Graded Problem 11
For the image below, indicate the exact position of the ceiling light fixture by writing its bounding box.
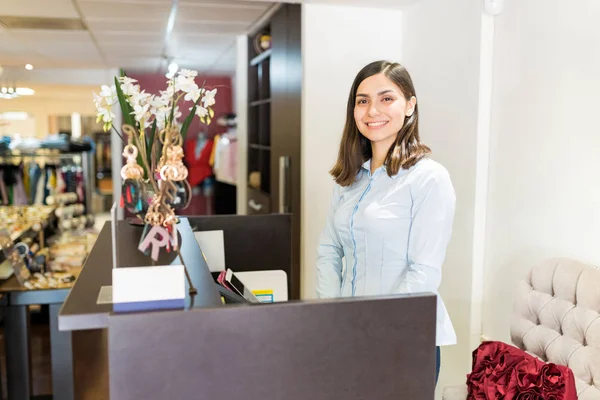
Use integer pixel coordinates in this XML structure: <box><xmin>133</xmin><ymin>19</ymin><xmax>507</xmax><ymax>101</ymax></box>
<box><xmin>0</xmin><ymin>83</ymin><xmax>35</xmax><ymax>99</ymax></box>
<box><xmin>165</xmin><ymin>0</ymin><xmax>178</xmax><ymax>38</ymax></box>
<box><xmin>16</xmin><ymin>88</ymin><xmax>35</xmax><ymax>96</ymax></box>
<box><xmin>159</xmin><ymin>0</ymin><xmax>179</xmax><ymax>74</ymax></box>
<box><xmin>25</xmin><ymin>64</ymin><xmax>34</xmax><ymax>71</ymax></box>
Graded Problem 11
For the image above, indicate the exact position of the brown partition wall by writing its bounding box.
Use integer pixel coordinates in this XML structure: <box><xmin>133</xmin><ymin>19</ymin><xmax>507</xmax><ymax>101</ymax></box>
<box><xmin>108</xmin><ymin>294</ymin><xmax>437</xmax><ymax>400</ymax></box>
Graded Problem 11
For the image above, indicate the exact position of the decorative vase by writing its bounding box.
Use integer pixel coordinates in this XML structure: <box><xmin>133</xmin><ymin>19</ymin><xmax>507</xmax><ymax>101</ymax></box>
<box><xmin>122</xmin><ymin>179</ymin><xmax>191</xmax><ymax>221</ymax></box>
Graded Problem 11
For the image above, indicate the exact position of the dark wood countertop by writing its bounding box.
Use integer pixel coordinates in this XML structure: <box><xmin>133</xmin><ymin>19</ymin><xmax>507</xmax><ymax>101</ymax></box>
<box><xmin>58</xmin><ymin>218</ymin><xmax>223</xmax><ymax>331</ymax></box>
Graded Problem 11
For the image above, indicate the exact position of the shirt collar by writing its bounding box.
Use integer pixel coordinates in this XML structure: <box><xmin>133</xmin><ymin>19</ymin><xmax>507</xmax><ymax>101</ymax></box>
<box><xmin>361</xmin><ymin>159</ymin><xmax>401</xmax><ymax>179</ymax></box>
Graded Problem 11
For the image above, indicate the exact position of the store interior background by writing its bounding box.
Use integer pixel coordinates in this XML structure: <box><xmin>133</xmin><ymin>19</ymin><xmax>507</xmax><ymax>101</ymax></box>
<box><xmin>1</xmin><ymin>0</ymin><xmax>599</xmax><ymax>398</ymax></box>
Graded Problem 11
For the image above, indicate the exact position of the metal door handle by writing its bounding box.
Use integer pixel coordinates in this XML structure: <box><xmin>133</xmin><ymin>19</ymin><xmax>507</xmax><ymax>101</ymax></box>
<box><xmin>279</xmin><ymin>155</ymin><xmax>290</xmax><ymax>213</ymax></box>
<box><xmin>248</xmin><ymin>199</ymin><xmax>263</xmax><ymax>211</ymax></box>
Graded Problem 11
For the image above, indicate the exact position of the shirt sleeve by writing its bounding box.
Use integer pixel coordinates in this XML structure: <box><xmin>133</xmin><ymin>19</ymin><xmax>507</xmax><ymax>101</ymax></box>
<box><xmin>316</xmin><ymin>184</ymin><xmax>344</xmax><ymax>298</ymax></box>
<box><xmin>394</xmin><ymin>165</ymin><xmax>456</xmax><ymax>295</ymax></box>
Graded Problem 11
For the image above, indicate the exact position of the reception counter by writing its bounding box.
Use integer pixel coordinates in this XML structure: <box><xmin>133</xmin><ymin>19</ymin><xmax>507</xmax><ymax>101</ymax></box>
<box><xmin>59</xmin><ymin>217</ymin><xmax>438</xmax><ymax>399</ymax></box>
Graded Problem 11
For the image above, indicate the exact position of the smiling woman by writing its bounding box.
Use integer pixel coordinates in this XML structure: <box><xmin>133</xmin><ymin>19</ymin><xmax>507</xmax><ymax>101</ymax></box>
<box><xmin>316</xmin><ymin>60</ymin><xmax>457</xmax><ymax>386</ymax></box>
<box><xmin>330</xmin><ymin>61</ymin><xmax>430</xmax><ymax>185</ymax></box>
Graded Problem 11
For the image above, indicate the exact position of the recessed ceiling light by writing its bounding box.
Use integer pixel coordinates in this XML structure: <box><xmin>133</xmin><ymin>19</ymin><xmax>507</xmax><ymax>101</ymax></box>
<box><xmin>25</xmin><ymin>64</ymin><xmax>34</xmax><ymax>70</ymax></box>
<box><xmin>16</xmin><ymin>87</ymin><xmax>35</xmax><ymax>96</ymax></box>
<box><xmin>0</xmin><ymin>87</ymin><xmax>35</xmax><ymax>99</ymax></box>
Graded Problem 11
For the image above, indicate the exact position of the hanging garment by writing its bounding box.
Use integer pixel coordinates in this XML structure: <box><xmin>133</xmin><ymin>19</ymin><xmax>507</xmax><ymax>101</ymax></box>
<box><xmin>13</xmin><ymin>172</ymin><xmax>28</xmax><ymax>205</ymax></box>
<box><xmin>65</xmin><ymin>169</ymin><xmax>77</xmax><ymax>194</ymax></box>
<box><xmin>75</xmin><ymin>169</ymin><xmax>84</xmax><ymax>203</ymax></box>
<box><xmin>0</xmin><ymin>170</ymin><xmax>8</xmax><ymax>205</ymax></box>
<box><xmin>22</xmin><ymin>164</ymin><xmax>30</xmax><ymax>203</ymax></box>
<box><xmin>55</xmin><ymin>169</ymin><xmax>66</xmax><ymax>195</ymax></box>
<box><xmin>9</xmin><ymin>137</ymin><xmax>41</xmax><ymax>151</ymax></box>
<box><xmin>29</xmin><ymin>163</ymin><xmax>42</xmax><ymax>202</ymax></box>
<box><xmin>209</xmin><ymin>134</ymin><xmax>220</xmax><ymax>167</ymax></box>
<box><xmin>0</xmin><ymin>136</ymin><xmax>11</xmax><ymax>151</ymax></box>
<box><xmin>34</xmin><ymin>169</ymin><xmax>46</xmax><ymax>205</ymax></box>
<box><xmin>43</xmin><ymin>168</ymin><xmax>51</xmax><ymax>204</ymax></box>
<box><xmin>3</xmin><ymin>166</ymin><xmax>18</xmax><ymax>205</ymax></box>
<box><xmin>49</xmin><ymin>167</ymin><xmax>57</xmax><ymax>194</ymax></box>
<box><xmin>184</xmin><ymin>135</ymin><xmax>214</xmax><ymax>187</ymax></box>
<box><xmin>40</xmin><ymin>134</ymin><xmax>69</xmax><ymax>151</ymax></box>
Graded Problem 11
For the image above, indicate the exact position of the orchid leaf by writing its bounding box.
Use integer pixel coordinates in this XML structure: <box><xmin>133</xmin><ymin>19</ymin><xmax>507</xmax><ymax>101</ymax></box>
<box><xmin>113</xmin><ymin>76</ymin><xmax>135</xmax><ymax>128</ymax></box>
<box><xmin>147</xmin><ymin>119</ymin><xmax>157</xmax><ymax>167</ymax></box>
<box><xmin>181</xmin><ymin>96</ymin><xmax>202</xmax><ymax>141</ymax></box>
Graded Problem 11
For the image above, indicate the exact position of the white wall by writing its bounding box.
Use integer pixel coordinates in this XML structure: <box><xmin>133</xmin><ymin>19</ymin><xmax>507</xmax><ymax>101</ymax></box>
<box><xmin>0</xmin><ymin>84</ymin><xmax>101</xmax><ymax>137</ymax></box>
<box><xmin>302</xmin><ymin>1</ymin><xmax>600</xmax><ymax>396</ymax></box>
<box><xmin>0</xmin><ymin>113</ymin><xmax>36</xmax><ymax>137</ymax></box>
<box><xmin>401</xmin><ymin>0</ymin><xmax>484</xmax><ymax>395</ymax></box>
<box><xmin>483</xmin><ymin>0</ymin><xmax>600</xmax><ymax>342</ymax></box>
<box><xmin>300</xmin><ymin>3</ymin><xmax>404</xmax><ymax>300</ymax></box>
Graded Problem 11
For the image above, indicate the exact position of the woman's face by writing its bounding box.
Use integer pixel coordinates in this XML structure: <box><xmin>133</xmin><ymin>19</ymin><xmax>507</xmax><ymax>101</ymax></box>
<box><xmin>353</xmin><ymin>73</ymin><xmax>416</xmax><ymax>151</ymax></box>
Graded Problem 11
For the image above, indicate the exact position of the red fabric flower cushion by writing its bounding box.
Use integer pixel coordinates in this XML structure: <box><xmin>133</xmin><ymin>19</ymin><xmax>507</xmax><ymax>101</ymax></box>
<box><xmin>466</xmin><ymin>341</ymin><xmax>577</xmax><ymax>400</ymax></box>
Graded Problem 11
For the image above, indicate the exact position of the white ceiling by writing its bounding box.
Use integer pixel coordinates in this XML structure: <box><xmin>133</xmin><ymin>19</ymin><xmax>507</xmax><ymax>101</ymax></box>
<box><xmin>0</xmin><ymin>0</ymin><xmax>421</xmax><ymax>82</ymax></box>
<box><xmin>0</xmin><ymin>0</ymin><xmax>274</xmax><ymax>76</ymax></box>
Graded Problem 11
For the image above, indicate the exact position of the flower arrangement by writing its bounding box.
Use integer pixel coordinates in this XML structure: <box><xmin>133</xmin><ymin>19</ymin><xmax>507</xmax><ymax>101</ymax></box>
<box><xmin>93</xmin><ymin>68</ymin><xmax>217</xmax><ymax>179</ymax></box>
<box><xmin>92</xmin><ymin>68</ymin><xmax>218</xmax><ymax>268</ymax></box>
<box><xmin>467</xmin><ymin>341</ymin><xmax>577</xmax><ymax>400</ymax></box>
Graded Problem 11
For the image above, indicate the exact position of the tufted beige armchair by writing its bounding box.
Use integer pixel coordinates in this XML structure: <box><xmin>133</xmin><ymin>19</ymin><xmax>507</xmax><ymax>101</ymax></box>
<box><xmin>443</xmin><ymin>258</ymin><xmax>600</xmax><ymax>399</ymax></box>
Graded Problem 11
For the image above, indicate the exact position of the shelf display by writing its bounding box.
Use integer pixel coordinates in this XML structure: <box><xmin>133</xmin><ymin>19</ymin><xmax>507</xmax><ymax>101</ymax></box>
<box><xmin>48</xmin><ymin>231</ymin><xmax>97</xmax><ymax>271</ymax></box>
<box><xmin>0</xmin><ymin>204</ymin><xmax>54</xmax><ymax>240</ymax></box>
<box><xmin>0</xmin><ymin>204</ymin><xmax>98</xmax><ymax>291</ymax></box>
<box><xmin>245</xmin><ymin>4</ymin><xmax>302</xmax><ymax>298</ymax></box>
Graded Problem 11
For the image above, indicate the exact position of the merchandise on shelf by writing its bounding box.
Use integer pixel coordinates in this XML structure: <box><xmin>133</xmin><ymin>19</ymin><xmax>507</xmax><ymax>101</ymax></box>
<box><xmin>0</xmin><ymin>205</ymin><xmax>55</xmax><ymax>240</ymax></box>
<box><xmin>0</xmin><ymin>204</ymin><xmax>98</xmax><ymax>290</ymax></box>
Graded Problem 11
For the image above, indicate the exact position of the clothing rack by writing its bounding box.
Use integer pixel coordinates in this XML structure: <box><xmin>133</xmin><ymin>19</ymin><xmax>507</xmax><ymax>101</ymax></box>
<box><xmin>0</xmin><ymin>151</ymin><xmax>93</xmax><ymax>213</ymax></box>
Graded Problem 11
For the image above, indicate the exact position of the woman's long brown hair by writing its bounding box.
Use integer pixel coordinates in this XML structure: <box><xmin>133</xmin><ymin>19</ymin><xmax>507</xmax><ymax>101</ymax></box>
<box><xmin>330</xmin><ymin>61</ymin><xmax>431</xmax><ymax>186</ymax></box>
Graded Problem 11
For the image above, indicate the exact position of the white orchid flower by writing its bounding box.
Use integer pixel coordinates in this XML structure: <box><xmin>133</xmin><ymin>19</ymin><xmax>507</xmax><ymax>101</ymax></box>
<box><xmin>179</xmin><ymin>69</ymin><xmax>198</xmax><ymax>79</ymax></box>
<box><xmin>118</xmin><ymin>76</ymin><xmax>139</xmax><ymax>97</ymax></box>
<box><xmin>131</xmin><ymin>103</ymin><xmax>150</xmax><ymax>122</ymax></box>
<box><xmin>99</xmin><ymin>84</ymin><xmax>115</xmax><ymax>99</ymax></box>
<box><xmin>92</xmin><ymin>92</ymin><xmax>103</xmax><ymax>107</ymax></box>
<box><xmin>121</xmin><ymin>82</ymin><xmax>139</xmax><ymax>97</ymax></box>
<box><xmin>154</xmin><ymin>109</ymin><xmax>168</xmax><ymax>130</ymax></box>
<box><xmin>93</xmin><ymin>85</ymin><xmax>118</xmax><ymax>130</ymax></box>
<box><xmin>130</xmin><ymin>90</ymin><xmax>151</xmax><ymax>107</ymax></box>
<box><xmin>195</xmin><ymin>106</ymin><xmax>209</xmax><ymax>118</ymax></box>
<box><xmin>149</xmin><ymin>95</ymin><xmax>167</xmax><ymax>117</ymax></box>
<box><xmin>175</xmin><ymin>74</ymin><xmax>197</xmax><ymax>93</ymax></box>
<box><xmin>184</xmin><ymin>86</ymin><xmax>203</xmax><ymax>102</ymax></box>
<box><xmin>151</xmin><ymin>94</ymin><xmax>169</xmax><ymax>109</ymax></box>
<box><xmin>202</xmin><ymin>88</ymin><xmax>217</xmax><ymax>108</ymax></box>
<box><xmin>118</xmin><ymin>76</ymin><xmax>138</xmax><ymax>85</ymax></box>
<box><xmin>160</xmin><ymin>86</ymin><xmax>175</xmax><ymax>99</ymax></box>
<box><xmin>98</xmin><ymin>107</ymin><xmax>115</xmax><ymax>123</ymax></box>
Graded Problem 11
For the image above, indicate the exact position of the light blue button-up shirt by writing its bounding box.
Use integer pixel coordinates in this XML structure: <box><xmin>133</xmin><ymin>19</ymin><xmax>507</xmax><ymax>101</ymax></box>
<box><xmin>316</xmin><ymin>158</ymin><xmax>457</xmax><ymax>346</ymax></box>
